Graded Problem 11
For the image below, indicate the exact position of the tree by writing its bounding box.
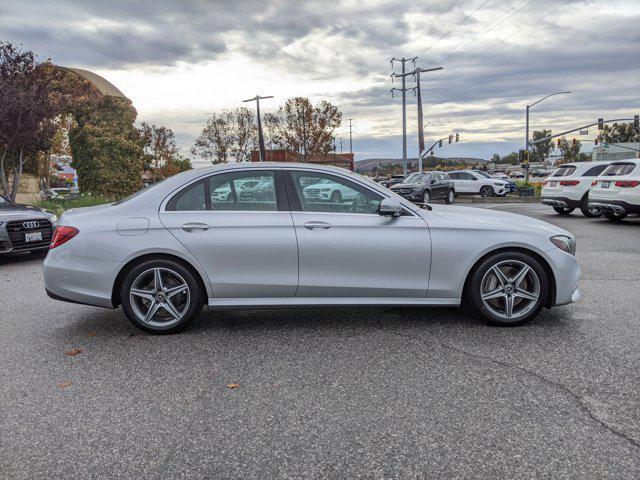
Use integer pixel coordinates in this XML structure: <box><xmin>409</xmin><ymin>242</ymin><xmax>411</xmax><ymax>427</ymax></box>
<box><xmin>263</xmin><ymin>97</ymin><xmax>342</xmax><ymax>155</ymax></box>
<box><xmin>191</xmin><ymin>107</ymin><xmax>255</xmax><ymax>164</ymax></box>
<box><xmin>139</xmin><ymin>122</ymin><xmax>180</xmax><ymax>182</ymax></box>
<box><xmin>160</xmin><ymin>155</ymin><xmax>192</xmax><ymax>178</ymax></box>
<box><xmin>0</xmin><ymin>42</ymin><xmax>60</xmax><ymax>201</ymax></box>
<box><xmin>531</xmin><ymin>129</ymin><xmax>553</xmax><ymax>163</ymax></box>
<box><xmin>490</xmin><ymin>153</ymin><xmax>501</xmax><ymax>163</ymax></box>
<box><xmin>597</xmin><ymin>122</ymin><xmax>640</xmax><ymax>144</ymax></box>
<box><xmin>557</xmin><ymin>137</ymin><xmax>581</xmax><ymax>163</ymax></box>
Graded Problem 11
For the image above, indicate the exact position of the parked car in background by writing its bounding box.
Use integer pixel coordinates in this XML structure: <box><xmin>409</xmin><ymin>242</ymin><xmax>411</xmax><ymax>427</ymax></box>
<box><xmin>531</xmin><ymin>169</ymin><xmax>551</xmax><ymax>178</ymax></box>
<box><xmin>43</xmin><ymin>162</ymin><xmax>581</xmax><ymax>334</ymax></box>
<box><xmin>492</xmin><ymin>172</ymin><xmax>509</xmax><ymax>181</ymax></box>
<box><xmin>390</xmin><ymin>171</ymin><xmax>455</xmax><ymax>204</ymax></box>
<box><xmin>588</xmin><ymin>159</ymin><xmax>640</xmax><ymax>220</ymax></box>
<box><xmin>475</xmin><ymin>170</ymin><xmax>516</xmax><ymax>193</ymax></box>
<box><xmin>0</xmin><ymin>195</ymin><xmax>57</xmax><ymax>254</ymax></box>
<box><xmin>40</xmin><ymin>187</ymin><xmax>79</xmax><ymax>201</ymax></box>
<box><xmin>381</xmin><ymin>174</ymin><xmax>406</xmax><ymax>188</ymax></box>
<box><xmin>540</xmin><ymin>161</ymin><xmax>611</xmax><ymax>217</ymax></box>
<box><xmin>448</xmin><ymin>170</ymin><xmax>509</xmax><ymax>197</ymax></box>
<box><xmin>510</xmin><ymin>171</ymin><xmax>525</xmax><ymax>179</ymax></box>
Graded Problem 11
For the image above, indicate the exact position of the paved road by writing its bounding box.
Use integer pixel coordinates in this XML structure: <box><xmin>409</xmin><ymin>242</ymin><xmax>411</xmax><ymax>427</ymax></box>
<box><xmin>1</xmin><ymin>204</ymin><xmax>639</xmax><ymax>479</ymax></box>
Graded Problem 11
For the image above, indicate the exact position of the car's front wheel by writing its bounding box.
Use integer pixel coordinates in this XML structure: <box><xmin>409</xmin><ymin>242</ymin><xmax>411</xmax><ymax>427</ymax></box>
<box><xmin>603</xmin><ymin>211</ymin><xmax>627</xmax><ymax>221</ymax></box>
<box><xmin>480</xmin><ymin>185</ymin><xmax>494</xmax><ymax>197</ymax></box>
<box><xmin>120</xmin><ymin>259</ymin><xmax>204</xmax><ymax>334</ymax></box>
<box><xmin>422</xmin><ymin>190</ymin><xmax>431</xmax><ymax>203</ymax></box>
<box><xmin>553</xmin><ymin>206</ymin><xmax>574</xmax><ymax>215</ymax></box>
<box><xmin>467</xmin><ymin>252</ymin><xmax>548</xmax><ymax>326</ymax></box>
<box><xmin>445</xmin><ymin>189</ymin><xmax>455</xmax><ymax>204</ymax></box>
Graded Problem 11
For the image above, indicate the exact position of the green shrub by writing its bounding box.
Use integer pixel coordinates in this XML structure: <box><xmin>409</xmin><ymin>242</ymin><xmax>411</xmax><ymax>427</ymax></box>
<box><xmin>36</xmin><ymin>193</ymin><xmax>113</xmax><ymax>217</ymax></box>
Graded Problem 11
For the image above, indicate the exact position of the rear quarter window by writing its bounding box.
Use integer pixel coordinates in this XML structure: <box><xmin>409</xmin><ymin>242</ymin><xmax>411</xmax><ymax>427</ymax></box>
<box><xmin>582</xmin><ymin>165</ymin><xmax>607</xmax><ymax>177</ymax></box>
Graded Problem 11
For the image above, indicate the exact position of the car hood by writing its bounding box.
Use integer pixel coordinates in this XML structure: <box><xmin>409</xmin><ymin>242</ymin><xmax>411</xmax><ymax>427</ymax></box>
<box><xmin>391</xmin><ymin>182</ymin><xmax>423</xmax><ymax>189</ymax></box>
<box><xmin>427</xmin><ymin>204</ymin><xmax>571</xmax><ymax>237</ymax></box>
<box><xmin>0</xmin><ymin>203</ymin><xmax>54</xmax><ymax>222</ymax></box>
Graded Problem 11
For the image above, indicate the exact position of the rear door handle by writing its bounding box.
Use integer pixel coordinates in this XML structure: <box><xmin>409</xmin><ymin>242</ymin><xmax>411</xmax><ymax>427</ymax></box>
<box><xmin>181</xmin><ymin>222</ymin><xmax>210</xmax><ymax>232</ymax></box>
<box><xmin>304</xmin><ymin>221</ymin><xmax>332</xmax><ymax>230</ymax></box>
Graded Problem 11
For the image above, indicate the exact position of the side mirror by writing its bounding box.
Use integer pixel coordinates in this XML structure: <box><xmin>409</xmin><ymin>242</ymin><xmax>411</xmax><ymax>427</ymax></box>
<box><xmin>378</xmin><ymin>198</ymin><xmax>403</xmax><ymax>217</ymax></box>
<box><xmin>430</xmin><ymin>179</ymin><xmax>436</xmax><ymax>184</ymax></box>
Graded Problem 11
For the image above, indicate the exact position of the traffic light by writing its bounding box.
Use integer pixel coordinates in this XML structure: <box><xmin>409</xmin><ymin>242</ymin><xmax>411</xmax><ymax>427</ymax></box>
<box><xmin>572</xmin><ymin>138</ymin><xmax>577</xmax><ymax>146</ymax></box>
<box><xmin>448</xmin><ymin>134</ymin><xmax>453</xmax><ymax>144</ymax></box>
<box><xmin>438</xmin><ymin>140</ymin><xmax>443</xmax><ymax>148</ymax></box>
<box><xmin>598</xmin><ymin>118</ymin><xmax>604</xmax><ymax>130</ymax></box>
<box><xmin>635</xmin><ymin>115</ymin><xmax>639</xmax><ymax>129</ymax></box>
<box><xmin>455</xmin><ymin>133</ymin><xmax>459</xmax><ymax>142</ymax></box>
<box><xmin>519</xmin><ymin>149</ymin><xmax>529</xmax><ymax>163</ymax></box>
<box><xmin>594</xmin><ymin>138</ymin><xmax>599</xmax><ymax>145</ymax></box>
<box><xmin>557</xmin><ymin>138</ymin><xmax>562</xmax><ymax>148</ymax></box>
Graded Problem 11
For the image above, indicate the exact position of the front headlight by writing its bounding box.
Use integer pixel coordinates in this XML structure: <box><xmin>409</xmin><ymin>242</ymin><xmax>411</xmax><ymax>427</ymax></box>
<box><xmin>550</xmin><ymin>235</ymin><xmax>576</xmax><ymax>255</ymax></box>
<box><xmin>50</xmin><ymin>214</ymin><xmax>58</xmax><ymax>223</ymax></box>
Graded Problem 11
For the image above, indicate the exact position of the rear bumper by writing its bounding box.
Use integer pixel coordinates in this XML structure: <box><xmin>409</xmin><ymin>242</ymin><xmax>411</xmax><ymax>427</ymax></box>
<box><xmin>540</xmin><ymin>196</ymin><xmax>582</xmax><ymax>209</ymax></box>
<box><xmin>587</xmin><ymin>200</ymin><xmax>640</xmax><ymax>215</ymax></box>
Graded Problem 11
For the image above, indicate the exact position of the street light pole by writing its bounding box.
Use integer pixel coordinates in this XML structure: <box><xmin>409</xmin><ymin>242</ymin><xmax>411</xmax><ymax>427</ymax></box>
<box><xmin>525</xmin><ymin>91</ymin><xmax>571</xmax><ymax>182</ymax></box>
<box><xmin>242</xmin><ymin>95</ymin><xmax>274</xmax><ymax>162</ymax></box>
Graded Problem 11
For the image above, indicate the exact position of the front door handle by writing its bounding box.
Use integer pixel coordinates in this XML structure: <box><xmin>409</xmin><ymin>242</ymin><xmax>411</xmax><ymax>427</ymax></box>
<box><xmin>182</xmin><ymin>222</ymin><xmax>210</xmax><ymax>232</ymax></box>
<box><xmin>304</xmin><ymin>221</ymin><xmax>332</xmax><ymax>230</ymax></box>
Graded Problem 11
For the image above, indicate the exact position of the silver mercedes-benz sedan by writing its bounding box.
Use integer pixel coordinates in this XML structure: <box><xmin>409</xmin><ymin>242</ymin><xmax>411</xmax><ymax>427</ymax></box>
<box><xmin>43</xmin><ymin>163</ymin><xmax>581</xmax><ymax>334</ymax></box>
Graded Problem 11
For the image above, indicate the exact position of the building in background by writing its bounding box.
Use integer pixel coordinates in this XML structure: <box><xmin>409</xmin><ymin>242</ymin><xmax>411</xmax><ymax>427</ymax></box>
<box><xmin>250</xmin><ymin>149</ymin><xmax>354</xmax><ymax>171</ymax></box>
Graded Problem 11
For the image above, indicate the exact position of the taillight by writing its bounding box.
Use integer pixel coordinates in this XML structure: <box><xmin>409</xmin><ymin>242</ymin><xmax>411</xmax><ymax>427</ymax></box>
<box><xmin>50</xmin><ymin>226</ymin><xmax>79</xmax><ymax>249</ymax></box>
<box><xmin>560</xmin><ymin>180</ymin><xmax>580</xmax><ymax>186</ymax></box>
<box><xmin>591</xmin><ymin>180</ymin><xmax>598</xmax><ymax>186</ymax></box>
<box><xmin>615</xmin><ymin>180</ymin><xmax>640</xmax><ymax>188</ymax></box>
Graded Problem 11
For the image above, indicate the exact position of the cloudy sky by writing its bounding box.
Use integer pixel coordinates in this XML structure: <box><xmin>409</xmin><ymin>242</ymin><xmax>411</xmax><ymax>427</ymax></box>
<box><xmin>1</xmin><ymin>0</ymin><xmax>638</xmax><ymax>163</ymax></box>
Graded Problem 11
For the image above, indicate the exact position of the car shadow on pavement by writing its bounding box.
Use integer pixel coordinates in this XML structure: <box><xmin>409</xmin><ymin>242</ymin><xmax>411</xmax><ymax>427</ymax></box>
<box><xmin>0</xmin><ymin>251</ymin><xmax>47</xmax><ymax>265</ymax></box>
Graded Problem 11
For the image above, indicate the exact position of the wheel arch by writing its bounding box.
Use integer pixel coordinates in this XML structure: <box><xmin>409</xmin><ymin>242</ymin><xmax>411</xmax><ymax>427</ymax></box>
<box><xmin>111</xmin><ymin>253</ymin><xmax>209</xmax><ymax>307</ymax></box>
<box><xmin>462</xmin><ymin>246</ymin><xmax>557</xmax><ymax>308</ymax></box>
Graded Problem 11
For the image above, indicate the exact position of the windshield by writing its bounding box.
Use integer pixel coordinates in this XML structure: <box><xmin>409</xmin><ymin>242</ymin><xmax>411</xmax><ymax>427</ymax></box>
<box><xmin>552</xmin><ymin>166</ymin><xmax>577</xmax><ymax>177</ymax></box>
<box><xmin>474</xmin><ymin>171</ymin><xmax>492</xmax><ymax>178</ymax></box>
<box><xmin>602</xmin><ymin>163</ymin><xmax>636</xmax><ymax>176</ymax></box>
<box><xmin>405</xmin><ymin>173</ymin><xmax>429</xmax><ymax>183</ymax></box>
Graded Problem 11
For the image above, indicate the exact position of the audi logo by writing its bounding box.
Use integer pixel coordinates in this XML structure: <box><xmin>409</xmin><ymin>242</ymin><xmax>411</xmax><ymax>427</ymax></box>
<box><xmin>23</xmin><ymin>221</ymin><xmax>40</xmax><ymax>229</ymax></box>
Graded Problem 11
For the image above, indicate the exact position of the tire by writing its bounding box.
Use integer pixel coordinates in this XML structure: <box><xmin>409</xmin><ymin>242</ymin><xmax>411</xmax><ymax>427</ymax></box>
<box><xmin>553</xmin><ymin>206</ymin><xmax>574</xmax><ymax>215</ymax></box>
<box><xmin>603</xmin><ymin>211</ymin><xmax>627</xmax><ymax>221</ymax></box>
<box><xmin>422</xmin><ymin>190</ymin><xmax>431</xmax><ymax>203</ymax></box>
<box><xmin>467</xmin><ymin>251</ymin><xmax>549</xmax><ymax>327</ymax></box>
<box><xmin>445</xmin><ymin>189</ymin><xmax>455</xmax><ymax>204</ymax></box>
<box><xmin>120</xmin><ymin>258</ymin><xmax>204</xmax><ymax>334</ymax></box>
<box><xmin>580</xmin><ymin>205</ymin><xmax>602</xmax><ymax>218</ymax></box>
<box><xmin>330</xmin><ymin>190</ymin><xmax>342</xmax><ymax>203</ymax></box>
<box><xmin>480</xmin><ymin>185</ymin><xmax>494</xmax><ymax>198</ymax></box>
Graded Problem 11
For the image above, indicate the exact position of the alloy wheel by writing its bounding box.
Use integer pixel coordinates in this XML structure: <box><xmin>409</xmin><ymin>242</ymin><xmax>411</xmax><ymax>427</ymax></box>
<box><xmin>423</xmin><ymin>191</ymin><xmax>430</xmax><ymax>203</ymax></box>
<box><xmin>480</xmin><ymin>260</ymin><xmax>540</xmax><ymax>320</ymax></box>
<box><xmin>129</xmin><ymin>267</ymin><xmax>191</xmax><ymax>327</ymax></box>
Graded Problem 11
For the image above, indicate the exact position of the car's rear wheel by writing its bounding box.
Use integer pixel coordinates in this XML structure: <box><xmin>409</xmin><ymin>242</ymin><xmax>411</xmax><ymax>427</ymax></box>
<box><xmin>603</xmin><ymin>211</ymin><xmax>627</xmax><ymax>221</ymax></box>
<box><xmin>445</xmin><ymin>189</ymin><xmax>455</xmax><ymax>204</ymax></box>
<box><xmin>553</xmin><ymin>206</ymin><xmax>574</xmax><ymax>215</ymax></box>
<box><xmin>580</xmin><ymin>203</ymin><xmax>602</xmax><ymax>217</ymax></box>
<box><xmin>480</xmin><ymin>186</ymin><xmax>494</xmax><ymax>197</ymax></box>
<box><xmin>467</xmin><ymin>252</ymin><xmax>548</xmax><ymax>326</ymax></box>
<box><xmin>120</xmin><ymin>259</ymin><xmax>204</xmax><ymax>334</ymax></box>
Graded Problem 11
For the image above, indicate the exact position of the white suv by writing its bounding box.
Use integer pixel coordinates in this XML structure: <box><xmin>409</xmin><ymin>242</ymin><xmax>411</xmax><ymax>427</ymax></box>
<box><xmin>448</xmin><ymin>170</ymin><xmax>508</xmax><ymax>197</ymax></box>
<box><xmin>540</xmin><ymin>161</ymin><xmax>610</xmax><ymax>217</ymax></box>
<box><xmin>588</xmin><ymin>159</ymin><xmax>640</xmax><ymax>220</ymax></box>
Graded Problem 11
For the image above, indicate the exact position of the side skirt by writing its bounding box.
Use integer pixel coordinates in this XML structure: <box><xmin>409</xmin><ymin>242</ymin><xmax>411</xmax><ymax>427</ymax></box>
<box><xmin>207</xmin><ymin>297</ymin><xmax>461</xmax><ymax>309</ymax></box>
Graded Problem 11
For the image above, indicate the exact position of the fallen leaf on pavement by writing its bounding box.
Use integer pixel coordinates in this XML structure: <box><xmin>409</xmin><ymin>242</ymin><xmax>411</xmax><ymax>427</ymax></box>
<box><xmin>226</xmin><ymin>383</ymin><xmax>240</xmax><ymax>389</ymax></box>
<box><xmin>65</xmin><ymin>347</ymin><xmax>85</xmax><ymax>356</ymax></box>
<box><xmin>59</xmin><ymin>381</ymin><xmax>72</xmax><ymax>389</ymax></box>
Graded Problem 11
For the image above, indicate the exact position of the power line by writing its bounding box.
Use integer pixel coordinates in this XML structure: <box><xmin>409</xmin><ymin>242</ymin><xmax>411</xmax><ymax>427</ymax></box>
<box><xmin>434</xmin><ymin>0</ymin><xmax>537</xmax><ymax>64</ymax></box>
<box><xmin>451</xmin><ymin>0</ymin><xmax>574</xmax><ymax>69</ymax></box>
<box><xmin>421</xmin><ymin>0</ymin><xmax>460</xmax><ymax>37</ymax></box>
<box><xmin>417</xmin><ymin>0</ymin><xmax>493</xmax><ymax>57</ymax></box>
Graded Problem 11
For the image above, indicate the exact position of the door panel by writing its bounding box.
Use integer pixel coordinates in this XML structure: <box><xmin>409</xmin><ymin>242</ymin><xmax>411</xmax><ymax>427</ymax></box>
<box><xmin>284</xmin><ymin>169</ymin><xmax>431</xmax><ymax>298</ymax></box>
<box><xmin>160</xmin><ymin>170</ymin><xmax>298</xmax><ymax>298</ymax></box>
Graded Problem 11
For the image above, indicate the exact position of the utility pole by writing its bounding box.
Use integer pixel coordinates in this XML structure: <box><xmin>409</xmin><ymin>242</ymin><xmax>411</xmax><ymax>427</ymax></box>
<box><xmin>298</xmin><ymin>102</ymin><xmax>308</xmax><ymax>162</ymax></box>
<box><xmin>348</xmin><ymin>118</ymin><xmax>354</xmax><ymax>153</ymax></box>
<box><xmin>242</xmin><ymin>95</ymin><xmax>273</xmax><ymax>162</ymax></box>
<box><xmin>394</xmin><ymin>66</ymin><xmax>443</xmax><ymax>173</ymax></box>
<box><xmin>339</xmin><ymin>138</ymin><xmax>343</xmax><ymax>154</ymax></box>
<box><xmin>391</xmin><ymin>57</ymin><xmax>417</xmax><ymax>176</ymax></box>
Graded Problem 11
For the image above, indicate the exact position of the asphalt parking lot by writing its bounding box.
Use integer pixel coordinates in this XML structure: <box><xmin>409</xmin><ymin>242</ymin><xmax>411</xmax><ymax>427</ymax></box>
<box><xmin>1</xmin><ymin>203</ymin><xmax>639</xmax><ymax>479</ymax></box>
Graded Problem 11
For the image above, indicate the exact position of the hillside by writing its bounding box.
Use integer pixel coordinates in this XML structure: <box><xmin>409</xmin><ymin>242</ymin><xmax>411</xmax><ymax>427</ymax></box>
<box><xmin>356</xmin><ymin>156</ymin><xmax>487</xmax><ymax>172</ymax></box>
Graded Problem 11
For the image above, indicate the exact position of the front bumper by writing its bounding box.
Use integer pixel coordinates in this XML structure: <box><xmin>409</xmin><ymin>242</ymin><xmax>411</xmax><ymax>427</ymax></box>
<box><xmin>545</xmin><ymin>247</ymin><xmax>581</xmax><ymax>307</ymax></box>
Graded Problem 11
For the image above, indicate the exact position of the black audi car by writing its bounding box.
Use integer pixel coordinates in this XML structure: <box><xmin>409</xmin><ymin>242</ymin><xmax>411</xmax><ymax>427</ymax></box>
<box><xmin>389</xmin><ymin>171</ymin><xmax>455</xmax><ymax>204</ymax></box>
<box><xmin>0</xmin><ymin>195</ymin><xmax>57</xmax><ymax>254</ymax></box>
